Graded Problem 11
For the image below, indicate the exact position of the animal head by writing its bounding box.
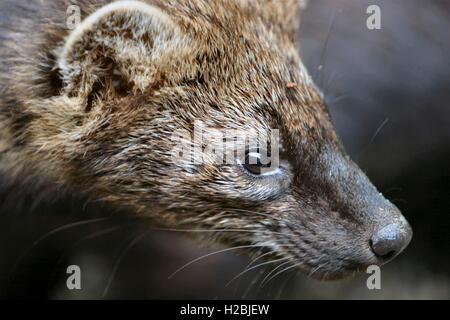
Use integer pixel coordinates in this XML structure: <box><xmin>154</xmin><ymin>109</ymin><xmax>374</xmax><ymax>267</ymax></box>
<box><xmin>4</xmin><ymin>0</ymin><xmax>412</xmax><ymax>279</ymax></box>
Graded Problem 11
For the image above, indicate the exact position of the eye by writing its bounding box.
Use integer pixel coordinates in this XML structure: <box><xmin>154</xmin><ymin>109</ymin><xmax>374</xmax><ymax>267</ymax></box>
<box><xmin>242</xmin><ymin>149</ymin><xmax>272</xmax><ymax>175</ymax></box>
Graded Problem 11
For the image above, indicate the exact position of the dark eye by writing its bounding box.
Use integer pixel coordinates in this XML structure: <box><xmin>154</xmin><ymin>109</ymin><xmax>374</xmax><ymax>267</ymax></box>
<box><xmin>243</xmin><ymin>150</ymin><xmax>272</xmax><ymax>175</ymax></box>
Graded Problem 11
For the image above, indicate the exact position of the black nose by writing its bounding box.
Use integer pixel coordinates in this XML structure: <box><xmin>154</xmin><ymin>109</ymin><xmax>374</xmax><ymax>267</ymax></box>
<box><xmin>370</xmin><ymin>222</ymin><xmax>412</xmax><ymax>260</ymax></box>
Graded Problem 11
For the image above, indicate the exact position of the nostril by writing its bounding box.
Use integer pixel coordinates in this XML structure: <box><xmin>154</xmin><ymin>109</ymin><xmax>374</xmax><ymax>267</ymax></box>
<box><xmin>370</xmin><ymin>223</ymin><xmax>411</xmax><ymax>260</ymax></box>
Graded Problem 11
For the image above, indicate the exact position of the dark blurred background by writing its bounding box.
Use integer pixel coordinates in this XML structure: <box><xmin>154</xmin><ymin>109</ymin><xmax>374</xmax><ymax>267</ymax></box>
<box><xmin>0</xmin><ymin>0</ymin><xmax>449</xmax><ymax>299</ymax></box>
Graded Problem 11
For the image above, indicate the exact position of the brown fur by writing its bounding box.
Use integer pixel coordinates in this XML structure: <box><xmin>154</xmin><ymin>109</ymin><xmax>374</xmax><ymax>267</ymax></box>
<box><xmin>0</xmin><ymin>0</ymin><xmax>410</xmax><ymax>279</ymax></box>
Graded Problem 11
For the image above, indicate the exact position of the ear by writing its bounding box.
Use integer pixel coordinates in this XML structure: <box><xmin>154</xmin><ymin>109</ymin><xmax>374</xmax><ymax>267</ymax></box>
<box><xmin>259</xmin><ymin>0</ymin><xmax>308</xmax><ymax>40</ymax></box>
<box><xmin>57</xmin><ymin>1</ymin><xmax>188</xmax><ymax>108</ymax></box>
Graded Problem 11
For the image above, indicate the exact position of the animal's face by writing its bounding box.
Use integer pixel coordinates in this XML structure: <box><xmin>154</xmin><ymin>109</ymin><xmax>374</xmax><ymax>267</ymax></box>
<box><xmin>18</xmin><ymin>0</ymin><xmax>411</xmax><ymax>279</ymax></box>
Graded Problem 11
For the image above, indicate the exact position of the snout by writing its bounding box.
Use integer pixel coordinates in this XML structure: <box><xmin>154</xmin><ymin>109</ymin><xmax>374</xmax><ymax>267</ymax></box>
<box><xmin>370</xmin><ymin>218</ymin><xmax>413</xmax><ymax>262</ymax></box>
<box><xmin>301</xmin><ymin>148</ymin><xmax>414</xmax><ymax>278</ymax></box>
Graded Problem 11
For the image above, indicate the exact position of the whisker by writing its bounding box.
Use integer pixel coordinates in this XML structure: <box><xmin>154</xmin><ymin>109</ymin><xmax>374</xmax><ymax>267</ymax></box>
<box><xmin>260</xmin><ymin>260</ymin><xmax>292</xmax><ymax>288</ymax></box>
<box><xmin>225</xmin><ymin>255</ymin><xmax>291</xmax><ymax>288</ymax></box>
<box><xmin>227</xmin><ymin>244</ymin><xmax>296</xmax><ymax>289</ymax></box>
<box><xmin>151</xmin><ymin>226</ymin><xmax>291</xmax><ymax>237</ymax></box>
<box><xmin>9</xmin><ymin>217</ymin><xmax>111</xmax><ymax>283</ymax></box>
<box><xmin>368</xmin><ymin>117</ymin><xmax>390</xmax><ymax>147</ymax></box>
<box><xmin>102</xmin><ymin>231</ymin><xmax>150</xmax><ymax>298</ymax></box>
<box><xmin>328</xmin><ymin>93</ymin><xmax>349</xmax><ymax>105</ymax></box>
<box><xmin>320</xmin><ymin>264</ymin><xmax>332</xmax><ymax>281</ymax></box>
<box><xmin>31</xmin><ymin>217</ymin><xmax>111</xmax><ymax>248</ymax></box>
<box><xmin>308</xmin><ymin>263</ymin><xmax>325</xmax><ymax>278</ymax></box>
<box><xmin>317</xmin><ymin>2</ymin><xmax>338</xmax><ymax>93</ymax></box>
<box><xmin>50</xmin><ymin>224</ymin><xmax>132</xmax><ymax>280</ymax></box>
<box><xmin>247</xmin><ymin>250</ymin><xmax>276</xmax><ymax>269</ymax></box>
<box><xmin>168</xmin><ymin>243</ymin><xmax>272</xmax><ymax>280</ymax></box>
<box><xmin>262</xmin><ymin>261</ymin><xmax>303</xmax><ymax>287</ymax></box>
<box><xmin>357</xmin><ymin>117</ymin><xmax>390</xmax><ymax>160</ymax></box>
<box><xmin>275</xmin><ymin>272</ymin><xmax>295</xmax><ymax>300</ymax></box>
<box><xmin>242</xmin><ymin>268</ymin><xmax>266</xmax><ymax>299</ymax></box>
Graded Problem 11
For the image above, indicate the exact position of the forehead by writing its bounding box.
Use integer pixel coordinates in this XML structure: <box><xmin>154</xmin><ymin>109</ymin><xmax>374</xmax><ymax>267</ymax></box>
<box><xmin>149</xmin><ymin>3</ymin><xmax>340</xmax><ymax>153</ymax></box>
<box><xmin>172</xmin><ymin>73</ymin><xmax>338</xmax><ymax>160</ymax></box>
